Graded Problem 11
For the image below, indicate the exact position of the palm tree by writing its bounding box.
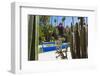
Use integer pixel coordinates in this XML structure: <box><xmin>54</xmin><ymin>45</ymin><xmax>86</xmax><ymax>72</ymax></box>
<box><xmin>62</xmin><ymin>17</ymin><xmax>66</xmax><ymax>27</ymax></box>
<box><xmin>54</xmin><ymin>17</ymin><xmax>57</xmax><ymax>26</ymax></box>
<box><xmin>72</xmin><ymin>17</ymin><xmax>74</xmax><ymax>29</ymax></box>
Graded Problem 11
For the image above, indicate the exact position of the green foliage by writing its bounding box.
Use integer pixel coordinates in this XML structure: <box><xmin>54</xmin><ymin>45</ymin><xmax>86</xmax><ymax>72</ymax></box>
<box><xmin>62</xmin><ymin>17</ymin><xmax>66</xmax><ymax>22</ymax></box>
<box><xmin>38</xmin><ymin>16</ymin><xmax>88</xmax><ymax>59</ymax></box>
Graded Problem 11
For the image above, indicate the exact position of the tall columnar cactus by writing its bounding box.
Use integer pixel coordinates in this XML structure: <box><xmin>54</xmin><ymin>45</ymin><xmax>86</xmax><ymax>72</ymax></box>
<box><xmin>78</xmin><ymin>17</ymin><xmax>87</xmax><ymax>58</ymax></box>
<box><xmin>70</xmin><ymin>24</ymin><xmax>76</xmax><ymax>59</ymax></box>
<box><xmin>28</xmin><ymin>15</ymin><xmax>36</xmax><ymax>60</ymax></box>
<box><xmin>82</xmin><ymin>27</ymin><xmax>88</xmax><ymax>58</ymax></box>
<box><xmin>79</xmin><ymin>17</ymin><xmax>83</xmax><ymax>58</ymax></box>
<box><xmin>74</xmin><ymin>23</ymin><xmax>80</xmax><ymax>58</ymax></box>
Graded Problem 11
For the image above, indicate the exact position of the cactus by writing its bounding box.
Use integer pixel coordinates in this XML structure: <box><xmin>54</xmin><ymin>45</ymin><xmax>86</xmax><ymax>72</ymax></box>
<box><xmin>78</xmin><ymin>17</ymin><xmax>88</xmax><ymax>58</ymax></box>
<box><xmin>28</xmin><ymin>15</ymin><xmax>36</xmax><ymax>60</ymax></box>
<box><xmin>70</xmin><ymin>24</ymin><xmax>76</xmax><ymax>59</ymax></box>
<box><xmin>74</xmin><ymin>23</ymin><xmax>80</xmax><ymax>58</ymax></box>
